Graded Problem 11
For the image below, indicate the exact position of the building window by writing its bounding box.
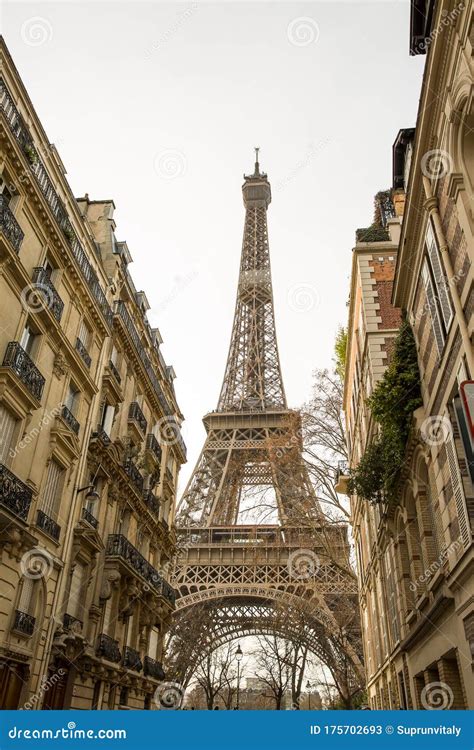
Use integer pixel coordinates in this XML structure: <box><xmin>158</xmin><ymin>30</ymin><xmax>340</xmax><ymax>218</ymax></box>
<box><xmin>17</xmin><ymin>577</ymin><xmax>35</xmax><ymax>617</ymax></box>
<box><xmin>420</xmin><ymin>222</ymin><xmax>454</xmax><ymax>357</ymax></box>
<box><xmin>77</xmin><ymin>320</ymin><xmax>91</xmax><ymax>350</ymax></box>
<box><xmin>110</xmin><ymin>345</ymin><xmax>119</xmax><ymax>366</ymax></box>
<box><xmin>67</xmin><ymin>562</ymin><xmax>86</xmax><ymax>620</ymax></box>
<box><xmin>100</xmin><ymin>402</ymin><xmax>115</xmax><ymax>437</ymax></box>
<box><xmin>92</xmin><ymin>680</ymin><xmax>102</xmax><ymax>710</ymax></box>
<box><xmin>65</xmin><ymin>382</ymin><xmax>79</xmax><ymax>414</ymax></box>
<box><xmin>119</xmin><ymin>686</ymin><xmax>128</xmax><ymax>707</ymax></box>
<box><xmin>148</xmin><ymin>626</ymin><xmax>159</xmax><ymax>658</ymax></box>
<box><xmin>19</xmin><ymin>324</ymin><xmax>38</xmax><ymax>357</ymax></box>
<box><xmin>107</xmin><ymin>685</ymin><xmax>116</xmax><ymax>710</ymax></box>
<box><xmin>40</xmin><ymin>459</ymin><xmax>65</xmax><ymax>521</ymax></box>
<box><xmin>0</xmin><ymin>406</ymin><xmax>18</xmax><ymax>465</ymax></box>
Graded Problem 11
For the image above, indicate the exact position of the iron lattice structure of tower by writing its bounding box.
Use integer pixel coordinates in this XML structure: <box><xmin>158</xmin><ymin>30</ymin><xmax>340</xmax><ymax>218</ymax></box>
<box><xmin>169</xmin><ymin>154</ymin><xmax>363</xmax><ymax>697</ymax></box>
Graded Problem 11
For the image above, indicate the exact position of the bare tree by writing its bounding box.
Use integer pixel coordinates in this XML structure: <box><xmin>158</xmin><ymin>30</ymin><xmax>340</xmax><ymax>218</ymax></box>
<box><xmin>301</xmin><ymin>368</ymin><xmax>349</xmax><ymax>522</ymax></box>
<box><xmin>254</xmin><ymin>634</ymin><xmax>292</xmax><ymax>710</ymax></box>
<box><xmin>193</xmin><ymin>643</ymin><xmax>237</xmax><ymax>710</ymax></box>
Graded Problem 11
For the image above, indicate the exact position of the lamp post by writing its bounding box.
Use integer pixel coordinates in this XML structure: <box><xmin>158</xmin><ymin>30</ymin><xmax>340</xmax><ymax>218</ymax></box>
<box><xmin>235</xmin><ymin>643</ymin><xmax>243</xmax><ymax>710</ymax></box>
<box><xmin>306</xmin><ymin>680</ymin><xmax>312</xmax><ymax>710</ymax></box>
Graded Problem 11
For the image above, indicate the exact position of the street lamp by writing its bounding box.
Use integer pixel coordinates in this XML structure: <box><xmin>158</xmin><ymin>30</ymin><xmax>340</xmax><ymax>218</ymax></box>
<box><xmin>306</xmin><ymin>680</ymin><xmax>312</xmax><ymax>710</ymax></box>
<box><xmin>235</xmin><ymin>643</ymin><xmax>243</xmax><ymax>710</ymax></box>
<box><xmin>77</xmin><ymin>484</ymin><xmax>100</xmax><ymax>502</ymax></box>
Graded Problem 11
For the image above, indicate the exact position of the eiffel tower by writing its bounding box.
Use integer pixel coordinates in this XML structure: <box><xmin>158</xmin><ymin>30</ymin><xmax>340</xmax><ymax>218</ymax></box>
<box><xmin>169</xmin><ymin>153</ymin><xmax>363</xmax><ymax>697</ymax></box>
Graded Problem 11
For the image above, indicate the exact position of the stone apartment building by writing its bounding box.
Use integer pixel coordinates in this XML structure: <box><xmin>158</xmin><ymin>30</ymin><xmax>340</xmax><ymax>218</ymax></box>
<box><xmin>342</xmin><ymin>0</ymin><xmax>473</xmax><ymax>710</ymax></box>
<box><xmin>0</xmin><ymin>38</ymin><xmax>186</xmax><ymax>709</ymax></box>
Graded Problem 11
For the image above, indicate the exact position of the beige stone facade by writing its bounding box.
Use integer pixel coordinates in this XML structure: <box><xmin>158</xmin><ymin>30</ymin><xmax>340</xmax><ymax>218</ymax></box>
<box><xmin>0</xmin><ymin>38</ymin><xmax>186</xmax><ymax>709</ymax></box>
<box><xmin>343</xmin><ymin>0</ymin><xmax>473</xmax><ymax>710</ymax></box>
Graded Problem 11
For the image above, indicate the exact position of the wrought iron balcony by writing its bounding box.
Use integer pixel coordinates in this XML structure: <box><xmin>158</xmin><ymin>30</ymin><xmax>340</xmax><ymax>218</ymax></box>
<box><xmin>106</xmin><ymin>534</ymin><xmax>176</xmax><ymax>603</ymax></box>
<box><xmin>114</xmin><ymin>301</ymin><xmax>172</xmax><ymax>416</ymax></box>
<box><xmin>32</xmin><ymin>267</ymin><xmax>64</xmax><ymax>322</ymax></box>
<box><xmin>75</xmin><ymin>337</ymin><xmax>91</xmax><ymax>368</ymax></box>
<box><xmin>123</xmin><ymin>460</ymin><xmax>144</xmax><ymax>493</ymax></box>
<box><xmin>12</xmin><ymin>610</ymin><xmax>35</xmax><ymax>636</ymax></box>
<box><xmin>96</xmin><ymin>633</ymin><xmax>121</xmax><ymax>663</ymax></box>
<box><xmin>0</xmin><ymin>195</ymin><xmax>24</xmax><ymax>252</ymax></box>
<box><xmin>82</xmin><ymin>506</ymin><xmax>98</xmax><ymax>528</ymax></box>
<box><xmin>2</xmin><ymin>342</ymin><xmax>45</xmax><ymax>401</ymax></box>
<box><xmin>108</xmin><ymin>359</ymin><xmax>121</xmax><ymax>384</ymax></box>
<box><xmin>0</xmin><ymin>464</ymin><xmax>33</xmax><ymax>521</ymax></box>
<box><xmin>146</xmin><ymin>433</ymin><xmax>162</xmax><ymax>464</ymax></box>
<box><xmin>63</xmin><ymin>613</ymin><xmax>82</xmax><ymax>631</ymax></box>
<box><xmin>122</xmin><ymin>646</ymin><xmax>143</xmax><ymax>673</ymax></box>
<box><xmin>36</xmin><ymin>509</ymin><xmax>60</xmax><ymax>541</ymax></box>
<box><xmin>128</xmin><ymin>402</ymin><xmax>147</xmax><ymax>434</ymax></box>
<box><xmin>0</xmin><ymin>79</ymin><xmax>113</xmax><ymax>328</ymax></box>
<box><xmin>61</xmin><ymin>405</ymin><xmax>80</xmax><ymax>435</ymax></box>
<box><xmin>91</xmin><ymin>425</ymin><xmax>111</xmax><ymax>445</ymax></box>
<box><xmin>143</xmin><ymin>490</ymin><xmax>160</xmax><ymax>517</ymax></box>
<box><xmin>144</xmin><ymin>656</ymin><xmax>165</xmax><ymax>680</ymax></box>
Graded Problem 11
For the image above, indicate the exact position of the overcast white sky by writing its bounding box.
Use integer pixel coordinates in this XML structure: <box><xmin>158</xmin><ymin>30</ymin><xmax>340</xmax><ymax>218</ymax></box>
<box><xmin>2</xmin><ymin>1</ymin><xmax>425</xmax><ymax>490</ymax></box>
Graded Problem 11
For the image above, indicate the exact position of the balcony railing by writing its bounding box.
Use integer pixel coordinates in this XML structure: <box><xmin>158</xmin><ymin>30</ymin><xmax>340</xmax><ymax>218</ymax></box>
<box><xmin>0</xmin><ymin>464</ymin><xmax>33</xmax><ymax>520</ymax></box>
<box><xmin>75</xmin><ymin>337</ymin><xmax>91</xmax><ymax>368</ymax></box>
<box><xmin>122</xmin><ymin>646</ymin><xmax>143</xmax><ymax>673</ymax></box>
<box><xmin>0</xmin><ymin>78</ymin><xmax>113</xmax><ymax>328</ymax></box>
<box><xmin>12</xmin><ymin>610</ymin><xmax>35</xmax><ymax>636</ymax></box>
<box><xmin>36</xmin><ymin>509</ymin><xmax>60</xmax><ymax>541</ymax></box>
<box><xmin>96</xmin><ymin>633</ymin><xmax>121</xmax><ymax>663</ymax></box>
<box><xmin>114</xmin><ymin>301</ymin><xmax>172</xmax><ymax>417</ymax></box>
<box><xmin>91</xmin><ymin>426</ymin><xmax>111</xmax><ymax>445</ymax></box>
<box><xmin>63</xmin><ymin>613</ymin><xmax>82</xmax><ymax>631</ymax></box>
<box><xmin>82</xmin><ymin>506</ymin><xmax>98</xmax><ymax>529</ymax></box>
<box><xmin>106</xmin><ymin>534</ymin><xmax>175</xmax><ymax>603</ymax></box>
<box><xmin>2</xmin><ymin>342</ymin><xmax>45</xmax><ymax>401</ymax></box>
<box><xmin>144</xmin><ymin>656</ymin><xmax>165</xmax><ymax>680</ymax></box>
<box><xmin>143</xmin><ymin>490</ymin><xmax>160</xmax><ymax>517</ymax></box>
<box><xmin>0</xmin><ymin>195</ymin><xmax>24</xmax><ymax>252</ymax></box>
<box><xmin>128</xmin><ymin>402</ymin><xmax>147</xmax><ymax>434</ymax></box>
<box><xmin>32</xmin><ymin>267</ymin><xmax>64</xmax><ymax>322</ymax></box>
<box><xmin>146</xmin><ymin>433</ymin><xmax>162</xmax><ymax>464</ymax></box>
<box><xmin>123</xmin><ymin>460</ymin><xmax>144</xmax><ymax>493</ymax></box>
<box><xmin>108</xmin><ymin>359</ymin><xmax>121</xmax><ymax>384</ymax></box>
<box><xmin>61</xmin><ymin>405</ymin><xmax>80</xmax><ymax>435</ymax></box>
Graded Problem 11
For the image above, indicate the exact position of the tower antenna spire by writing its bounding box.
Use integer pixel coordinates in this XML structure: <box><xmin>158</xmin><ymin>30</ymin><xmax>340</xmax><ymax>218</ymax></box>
<box><xmin>254</xmin><ymin>146</ymin><xmax>260</xmax><ymax>175</ymax></box>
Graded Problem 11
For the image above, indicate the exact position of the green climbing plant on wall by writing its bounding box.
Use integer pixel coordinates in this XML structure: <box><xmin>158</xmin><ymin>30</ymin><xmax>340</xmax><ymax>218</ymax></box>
<box><xmin>348</xmin><ymin>314</ymin><xmax>422</xmax><ymax>505</ymax></box>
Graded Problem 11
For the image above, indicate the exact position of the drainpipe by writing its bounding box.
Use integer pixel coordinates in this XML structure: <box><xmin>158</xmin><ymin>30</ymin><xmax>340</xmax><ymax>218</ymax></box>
<box><xmin>422</xmin><ymin>175</ymin><xmax>473</xmax><ymax>376</ymax></box>
<box><xmin>35</xmin><ymin>330</ymin><xmax>110</xmax><ymax>706</ymax></box>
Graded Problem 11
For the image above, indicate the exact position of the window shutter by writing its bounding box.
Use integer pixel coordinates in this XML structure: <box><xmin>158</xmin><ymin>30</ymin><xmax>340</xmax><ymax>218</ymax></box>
<box><xmin>102</xmin><ymin>404</ymin><xmax>115</xmax><ymax>436</ymax></box>
<box><xmin>425</xmin><ymin>223</ymin><xmax>453</xmax><ymax>330</ymax></box>
<box><xmin>421</xmin><ymin>259</ymin><xmax>445</xmax><ymax>356</ymax></box>
<box><xmin>0</xmin><ymin>406</ymin><xmax>17</xmax><ymax>464</ymax></box>
<box><xmin>445</xmin><ymin>422</ymin><xmax>471</xmax><ymax>548</ymax></box>
<box><xmin>41</xmin><ymin>460</ymin><xmax>64</xmax><ymax>519</ymax></box>
<box><xmin>149</xmin><ymin>627</ymin><xmax>159</xmax><ymax>657</ymax></box>
<box><xmin>78</xmin><ymin>320</ymin><xmax>89</xmax><ymax>347</ymax></box>
<box><xmin>18</xmin><ymin>578</ymin><xmax>34</xmax><ymax>614</ymax></box>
